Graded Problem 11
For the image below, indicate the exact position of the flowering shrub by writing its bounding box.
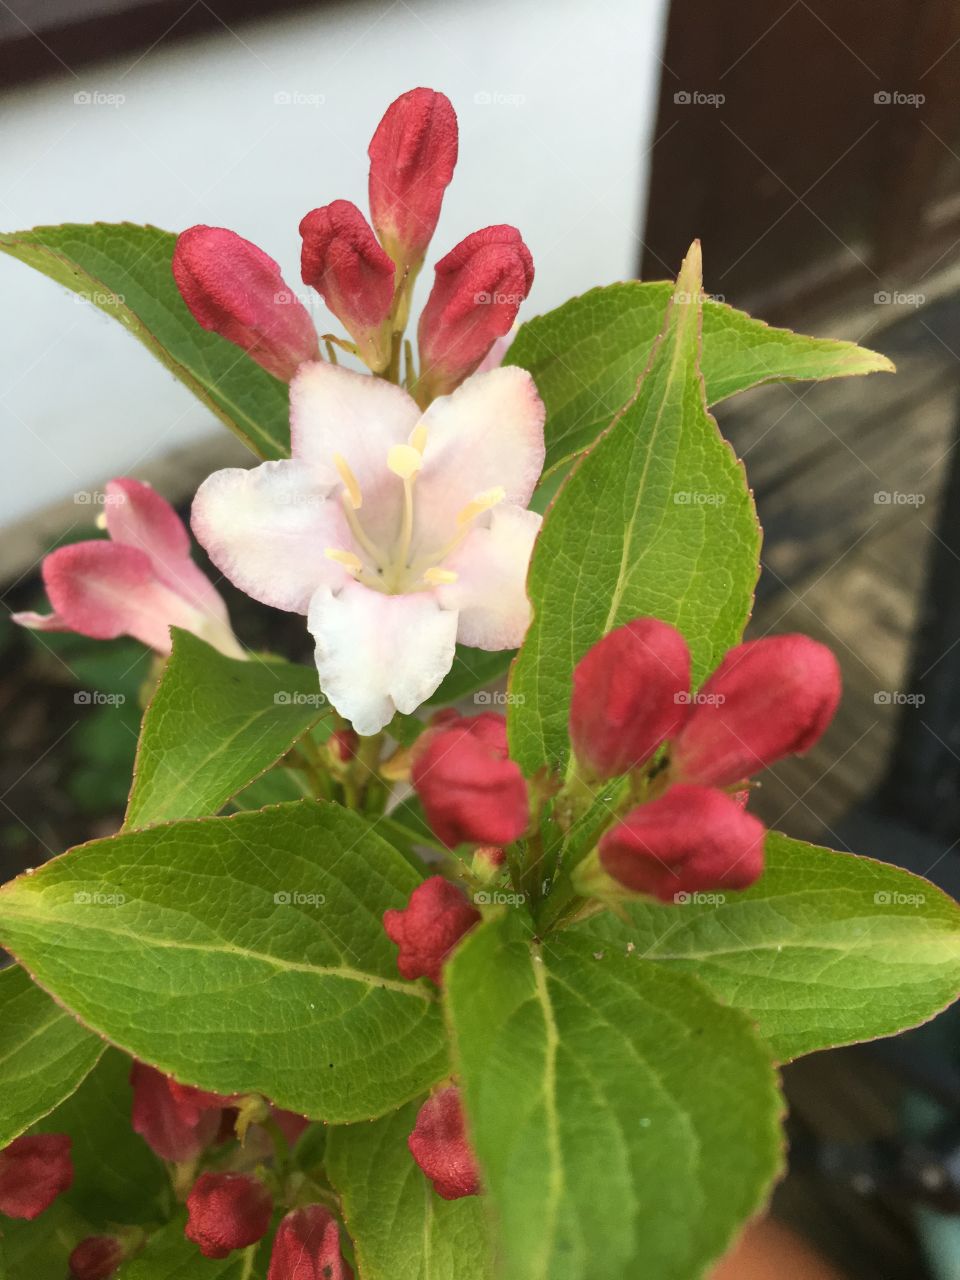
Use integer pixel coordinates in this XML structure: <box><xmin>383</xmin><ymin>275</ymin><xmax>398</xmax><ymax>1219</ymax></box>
<box><xmin>0</xmin><ymin>87</ymin><xmax>957</xmax><ymax>1280</ymax></box>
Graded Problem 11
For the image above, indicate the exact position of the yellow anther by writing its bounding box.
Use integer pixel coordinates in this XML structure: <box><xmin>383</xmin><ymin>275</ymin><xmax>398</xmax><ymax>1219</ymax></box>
<box><xmin>387</xmin><ymin>444</ymin><xmax>424</xmax><ymax>481</ymax></box>
<box><xmin>423</xmin><ymin>567</ymin><xmax>459</xmax><ymax>586</ymax></box>
<box><xmin>94</xmin><ymin>511</ymin><xmax>108</xmax><ymax>531</ymax></box>
<box><xmin>456</xmin><ymin>486</ymin><xmax>506</xmax><ymax>527</ymax></box>
<box><xmin>324</xmin><ymin>547</ymin><xmax>364</xmax><ymax>573</ymax></box>
<box><xmin>333</xmin><ymin>453</ymin><xmax>363</xmax><ymax>509</ymax></box>
<box><xmin>409</xmin><ymin>421</ymin><xmax>429</xmax><ymax>454</ymax></box>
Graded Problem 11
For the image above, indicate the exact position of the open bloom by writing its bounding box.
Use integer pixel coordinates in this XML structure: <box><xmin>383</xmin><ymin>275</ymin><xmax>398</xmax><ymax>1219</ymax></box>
<box><xmin>13</xmin><ymin>479</ymin><xmax>242</xmax><ymax>660</ymax></box>
<box><xmin>192</xmin><ymin>362</ymin><xmax>545</xmax><ymax>734</ymax></box>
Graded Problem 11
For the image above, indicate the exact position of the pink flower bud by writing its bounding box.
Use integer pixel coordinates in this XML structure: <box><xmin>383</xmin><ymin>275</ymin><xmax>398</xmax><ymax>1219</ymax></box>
<box><xmin>0</xmin><ymin>1134</ymin><xmax>73</xmax><ymax>1220</ymax></box>
<box><xmin>598</xmin><ymin>785</ymin><xmax>767</xmax><ymax>901</ymax></box>
<box><xmin>172</xmin><ymin>225</ymin><xmax>319</xmax><ymax>381</ymax></box>
<box><xmin>671</xmin><ymin>635</ymin><xmax>842</xmax><ymax>788</ymax></box>
<box><xmin>408</xmin><ymin>1087</ymin><xmax>480</xmax><ymax>1201</ymax></box>
<box><xmin>267</xmin><ymin>1205</ymin><xmax>354</xmax><ymax>1280</ymax></box>
<box><xmin>411</xmin><ymin>712</ymin><xmax>529</xmax><ymax>847</ymax></box>
<box><xmin>299</xmin><ymin>201</ymin><xmax>396</xmax><ymax>370</ymax></box>
<box><xmin>185</xmin><ymin>1172</ymin><xmax>272</xmax><ymax>1259</ymax></box>
<box><xmin>68</xmin><ymin>1236</ymin><xmax>125</xmax><ymax>1280</ymax></box>
<box><xmin>417</xmin><ymin>226</ymin><xmax>534</xmax><ymax>398</ymax></box>
<box><xmin>130</xmin><ymin>1062</ymin><xmax>223</xmax><ymax>1163</ymax></box>
<box><xmin>383</xmin><ymin>876</ymin><xmax>481</xmax><ymax>986</ymax></box>
<box><xmin>569</xmin><ymin>618</ymin><xmax>691</xmax><ymax>780</ymax></box>
<box><xmin>368</xmin><ymin>87</ymin><xmax>458</xmax><ymax>269</ymax></box>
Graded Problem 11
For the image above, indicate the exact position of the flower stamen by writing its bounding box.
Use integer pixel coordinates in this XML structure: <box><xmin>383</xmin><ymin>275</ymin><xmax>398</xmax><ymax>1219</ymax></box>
<box><xmin>456</xmin><ymin>486</ymin><xmax>506</xmax><ymax>527</ymax></box>
<box><xmin>423</xmin><ymin>567</ymin><xmax>458</xmax><ymax>586</ymax></box>
<box><xmin>333</xmin><ymin>452</ymin><xmax>363</xmax><ymax>509</ymax></box>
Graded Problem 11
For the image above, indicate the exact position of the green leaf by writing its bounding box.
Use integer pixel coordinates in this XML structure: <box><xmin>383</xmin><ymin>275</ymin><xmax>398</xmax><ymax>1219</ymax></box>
<box><xmin>31</xmin><ymin>1048</ymin><xmax>168</xmax><ymax>1226</ymax></box>
<box><xmin>118</xmin><ymin>1217</ymin><xmax>255</xmax><ymax>1279</ymax></box>
<box><xmin>0</xmin><ymin>963</ymin><xmax>104</xmax><ymax>1147</ymax></box>
<box><xmin>509</xmin><ymin>243</ymin><xmax>761</xmax><ymax>777</ymax></box>
<box><xmin>0</xmin><ymin>222</ymin><xmax>290</xmax><ymax>459</ymax></box>
<box><xmin>0</xmin><ymin>802</ymin><xmax>447</xmax><ymax>1123</ymax></box>
<box><xmin>506</xmin><ymin>278</ymin><xmax>894</xmax><ymax>479</ymax></box>
<box><xmin>327</xmin><ymin>1101</ymin><xmax>493</xmax><ymax>1280</ymax></box>
<box><xmin>125</xmin><ymin>630</ymin><xmax>330</xmax><ymax>829</ymax></box>
<box><xmin>445</xmin><ymin>912</ymin><xmax>783</xmax><ymax>1280</ymax></box>
<box><xmin>427</xmin><ymin>646</ymin><xmax>516</xmax><ymax>707</ymax></box>
<box><xmin>581</xmin><ymin>832</ymin><xmax>960</xmax><ymax>1062</ymax></box>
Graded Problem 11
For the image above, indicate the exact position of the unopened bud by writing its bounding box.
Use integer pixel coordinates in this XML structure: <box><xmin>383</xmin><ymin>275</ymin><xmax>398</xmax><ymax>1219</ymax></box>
<box><xmin>0</xmin><ymin>1133</ymin><xmax>73</xmax><ymax>1220</ymax></box>
<box><xmin>383</xmin><ymin>875</ymin><xmax>481</xmax><ymax>986</ymax></box>
<box><xmin>267</xmin><ymin>1205</ymin><xmax>354</xmax><ymax>1280</ymax></box>
<box><xmin>185</xmin><ymin>1172</ymin><xmax>272</xmax><ymax>1259</ymax></box>
<box><xmin>408</xmin><ymin>1086</ymin><xmax>480</xmax><ymax>1200</ymax></box>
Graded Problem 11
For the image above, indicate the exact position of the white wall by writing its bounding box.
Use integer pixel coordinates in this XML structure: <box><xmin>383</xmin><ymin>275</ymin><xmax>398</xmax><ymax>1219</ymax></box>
<box><xmin>0</xmin><ymin>0</ymin><xmax>668</xmax><ymax>535</ymax></box>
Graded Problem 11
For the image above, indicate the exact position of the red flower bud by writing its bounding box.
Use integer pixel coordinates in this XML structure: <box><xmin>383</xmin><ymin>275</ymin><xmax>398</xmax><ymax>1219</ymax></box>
<box><xmin>598</xmin><ymin>784</ymin><xmax>766</xmax><ymax>901</ymax></box>
<box><xmin>130</xmin><ymin>1062</ymin><xmax>222</xmax><ymax>1163</ymax></box>
<box><xmin>329</xmin><ymin>727</ymin><xmax>360</xmax><ymax>763</ymax></box>
<box><xmin>383</xmin><ymin>875</ymin><xmax>481</xmax><ymax>985</ymax></box>
<box><xmin>671</xmin><ymin>635</ymin><xmax>841</xmax><ymax>788</ymax></box>
<box><xmin>411</xmin><ymin>712</ymin><xmax>529</xmax><ymax>848</ymax></box>
<box><xmin>0</xmin><ymin>1133</ymin><xmax>73</xmax><ymax>1220</ymax></box>
<box><xmin>270</xmin><ymin>1106</ymin><xmax>311</xmax><ymax>1146</ymax></box>
<box><xmin>68</xmin><ymin>1235</ymin><xmax>125</xmax><ymax>1280</ymax></box>
<box><xmin>569</xmin><ymin>618</ymin><xmax>691</xmax><ymax>780</ymax></box>
<box><xmin>172</xmin><ymin>226</ymin><xmax>318</xmax><ymax>381</ymax></box>
<box><xmin>368</xmin><ymin>87</ymin><xmax>458</xmax><ymax>269</ymax></box>
<box><xmin>299</xmin><ymin>200</ymin><xmax>396</xmax><ymax>370</ymax></box>
<box><xmin>417</xmin><ymin>226</ymin><xmax>534</xmax><ymax>398</ymax></box>
<box><xmin>408</xmin><ymin>1087</ymin><xmax>480</xmax><ymax>1201</ymax></box>
<box><xmin>185</xmin><ymin>1172</ymin><xmax>273</xmax><ymax>1259</ymax></box>
<box><xmin>267</xmin><ymin>1205</ymin><xmax>354</xmax><ymax>1280</ymax></box>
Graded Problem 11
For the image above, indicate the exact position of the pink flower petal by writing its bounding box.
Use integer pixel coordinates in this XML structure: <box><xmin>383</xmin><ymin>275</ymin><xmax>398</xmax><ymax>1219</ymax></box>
<box><xmin>192</xmin><ymin>460</ymin><xmax>350</xmax><ymax>614</ymax></box>
<box><xmin>307</xmin><ymin>579</ymin><xmax>458</xmax><ymax>734</ymax></box>
<box><xmin>104</xmin><ymin>477</ymin><xmax>230</xmax><ymax>624</ymax></box>
<box><xmin>438</xmin><ymin>503</ymin><xmax>541</xmax><ymax>649</ymax></box>
<box><xmin>27</xmin><ymin>541</ymin><xmax>208</xmax><ymax>654</ymax></box>
<box><xmin>415</xmin><ymin>366</ymin><xmax>545</xmax><ymax>538</ymax></box>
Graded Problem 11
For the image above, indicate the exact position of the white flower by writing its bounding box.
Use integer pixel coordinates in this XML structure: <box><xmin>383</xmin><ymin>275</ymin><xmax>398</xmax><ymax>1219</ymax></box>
<box><xmin>192</xmin><ymin>362</ymin><xmax>545</xmax><ymax>734</ymax></box>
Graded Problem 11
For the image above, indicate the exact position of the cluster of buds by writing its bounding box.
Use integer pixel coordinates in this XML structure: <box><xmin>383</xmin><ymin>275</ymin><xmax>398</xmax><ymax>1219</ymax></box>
<box><xmin>172</xmin><ymin>87</ymin><xmax>533</xmax><ymax>398</ymax></box>
<box><xmin>569</xmin><ymin>620</ymin><xmax>841</xmax><ymax>900</ymax></box>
